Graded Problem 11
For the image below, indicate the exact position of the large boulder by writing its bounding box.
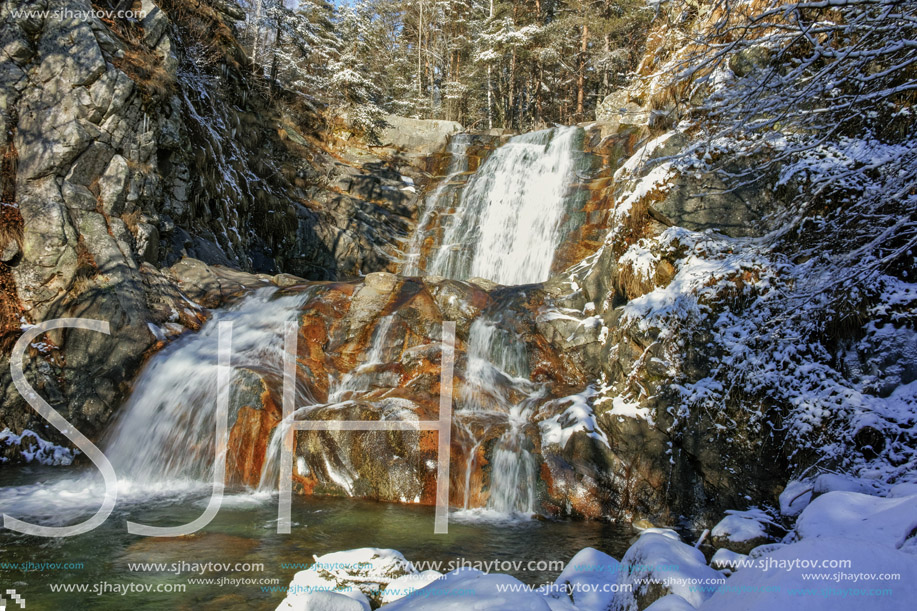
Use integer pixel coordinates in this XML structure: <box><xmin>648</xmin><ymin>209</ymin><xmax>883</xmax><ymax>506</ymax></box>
<box><xmin>612</xmin><ymin>530</ymin><xmax>722</xmax><ymax>611</ymax></box>
<box><xmin>383</xmin><ymin>568</ymin><xmax>552</xmax><ymax>611</ymax></box>
<box><xmin>277</xmin><ymin>548</ymin><xmax>417</xmax><ymax>610</ymax></box>
<box><xmin>377</xmin><ymin>114</ymin><xmax>463</xmax><ymax>155</ymax></box>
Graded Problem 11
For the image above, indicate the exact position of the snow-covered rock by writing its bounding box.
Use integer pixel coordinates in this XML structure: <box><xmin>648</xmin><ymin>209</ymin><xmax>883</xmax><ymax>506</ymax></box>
<box><xmin>778</xmin><ymin>480</ymin><xmax>813</xmax><ymax>518</ymax></box>
<box><xmin>887</xmin><ymin>482</ymin><xmax>917</xmax><ymax>498</ymax></box>
<box><xmin>277</xmin><ymin>548</ymin><xmax>415</xmax><ymax>610</ymax></box>
<box><xmin>612</xmin><ymin>529</ymin><xmax>722</xmax><ymax>611</ymax></box>
<box><xmin>383</xmin><ymin>568</ymin><xmax>552</xmax><ymax>610</ymax></box>
<box><xmin>548</xmin><ymin>547</ymin><xmax>620</xmax><ymax>610</ymax></box>
<box><xmin>698</xmin><ymin>537</ymin><xmax>917</xmax><ymax>611</ymax></box>
<box><xmin>709</xmin><ymin>549</ymin><xmax>748</xmax><ymax>575</ymax></box>
<box><xmin>381</xmin><ymin>570</ymin><xmax>443</xmax><ymax>604</ymax></box>
<box><xmin>276</xmin><ymin>590</ymin><xmax>370</xmax><ymax>611</ymax></box>
<box><xmin>795</xmin><ymin>491</ymin><xmax>917</xmax><ymax>550</ymax></box>
<box><xmin>0</xmin><ymin>428</ymin><xmax>77</xmax><ymax>465</ymax></box>
<box><xmin>644</xmin><ymin>594</ymin><xmax>697</xmax><ymax>611</ymax></box>
<box><xmin>811</xmin><ymin>473</ymin><xmax>878</xmax><ymax>497</ymax></box>
<box><xmin>710</xmin><ymin>508</ymin><xmax>776</xmax><ymax>554</ymax></box>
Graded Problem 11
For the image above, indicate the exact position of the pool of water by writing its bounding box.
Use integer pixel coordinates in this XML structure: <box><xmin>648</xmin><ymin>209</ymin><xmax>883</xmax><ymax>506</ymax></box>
<box><xmin>0</xmin><ymin>466</ymin><xmax>634</xmax><ymax>610</ymax></box>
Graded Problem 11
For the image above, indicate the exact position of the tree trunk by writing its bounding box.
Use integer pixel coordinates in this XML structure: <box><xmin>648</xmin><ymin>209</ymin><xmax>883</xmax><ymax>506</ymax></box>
<box><xmin>576</xmin><ymin>24</ymin><xmax>589</xmax><ymax>120</ymax></box>
<box><xmin>417</xmin><ymin>0</ymin><xmax>423</xmax><ymax>102</ymax></box>
<box><xmin>535</xmin><ymin>61</ymin><xmax>544</xmax><ymax>125</ymax></box>
<box><xmin>269</xmin><ymin>23</ymin><xmax>281</xmax><ymax>91</ymax></box>
<box><xmin>486</xmin><ymin>0</ymin><xmax>494</xmax><ymax>129</ymax></box>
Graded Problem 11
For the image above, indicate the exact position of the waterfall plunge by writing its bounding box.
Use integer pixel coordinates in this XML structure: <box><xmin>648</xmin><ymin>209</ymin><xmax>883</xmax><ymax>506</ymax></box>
<box><xmin>104</xmin><ymin>288</ymin><xmax>311</xmax><ymax>485</ymax></box>
<box><xmin>425</xmin><ymin>126</ymin><xmax>582</xmax><ymax>286</ymax></box>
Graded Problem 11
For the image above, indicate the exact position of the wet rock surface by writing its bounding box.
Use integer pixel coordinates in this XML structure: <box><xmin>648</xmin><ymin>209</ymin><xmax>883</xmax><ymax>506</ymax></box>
<box><xmin>0</xmin><ymin>0</ymin><xmax>436</xmax><ymax>459</ymax></box>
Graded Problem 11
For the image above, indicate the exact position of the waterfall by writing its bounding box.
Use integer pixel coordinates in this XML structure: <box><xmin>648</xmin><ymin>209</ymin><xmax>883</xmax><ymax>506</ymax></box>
<box><xmin>2</xmin><ymin>125</ymin><xmax>591</xmax><ymax>524</ymax></box>
<box><xmin>103</xmin><ymin>288</ymin><xmax>310</xmax><ymax>484</ymax></box>
<box><xmin>402</xmin><ymin>134</ymin><xmax>473</xmax><ymax>276</ymax></box>
<box><xmin>425</xmin><ymin>126</ymin><xmax>583</xmax><ymax>285</ymax></box>
<box><xmin>487</xmin><ymin>411</ymin><xmax>537</xmax><ymax>514</ymax></box>
<box><xmin>328</xmin><ymin>314</ymin><xmax>396</xmax><ymax>403</ymax></box>
<box><xmin>456</xmin><ymin>317</ymin><xmax>540</xmax><ymax>516</ymax></box>
<box><xmin>0</xmin><ymin>289</ymin><xmax>309</xmax><ymax>524</ymax></box>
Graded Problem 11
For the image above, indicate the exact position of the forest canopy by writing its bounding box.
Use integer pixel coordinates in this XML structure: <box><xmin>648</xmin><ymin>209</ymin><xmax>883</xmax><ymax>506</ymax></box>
<box><xmin>240</xmin><ymin>0</ymin><xmax>653</xmax><ymax>131</ymax></box>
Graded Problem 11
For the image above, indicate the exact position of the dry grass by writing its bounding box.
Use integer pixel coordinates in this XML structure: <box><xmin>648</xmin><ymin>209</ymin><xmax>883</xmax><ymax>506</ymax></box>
<box><xmin>112</xmin><ymin>46</ymin><xmax>176</xmax><ymax>99</ymax></box>
<box><xmin>121</xmin><ymin>209</ymin><xmax>142</xmax><ymax>232</ymax></box>
<box><xmin>0</xmin><ymin>108</ymin><xmax>23</xmax><ymax>353</ymax></box>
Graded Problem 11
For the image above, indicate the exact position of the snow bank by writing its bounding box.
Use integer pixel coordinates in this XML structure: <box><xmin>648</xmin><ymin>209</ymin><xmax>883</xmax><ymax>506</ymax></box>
<box><xmin>710</xmin><ymin>549</ymin><xmax>748</xmax><ymax>575</ymax></box>
<box><xmin>644</xmin><ymin>594</ymin><xmax>696</xmax><ymax>611</ymax></box>
<box><xmin>795</xmin><ymin>491</ymin><xmax>917</xmax><ymax>550</ymax></box>
<box><xmin>778</xmin><ymin>480</ymin><xmax>813</xmax><ymax>518</ymax></box>
<box><xmin>382</xmin><ymin>568</ymin><xmax>551</xmax><ymax>611</ymax></box>
<box><xmin>277</xmin><ymin>548</ymin><xmax>415</xmax><ymax>610</ymax></box>
<box><xmin>548</xmin><ymin>547</ymin><xmax>620</xmax><ymax>610</ymax></box>
<box><xmin>276</xmin><ymin>590</ymin><xmax>370</xmax><ymax>611</ymax></box>
<box><xmin>710</xmin><ymin>508</ymin><xmax>776</xmax><ymax>554</ymax></box>
<box><xmin>612</xmin><ymin>529</ymin><xmax>722</xmax><ymax>611</ymax></box>
<box><xmin>698</xmin><ymin>537</ymin><xmax>917</xmax><ymax>611</ymax></box>
<box><xmin>381</xmin><ymin>571</ymin><xmax>444</xmax><ymax>604</ymax></box>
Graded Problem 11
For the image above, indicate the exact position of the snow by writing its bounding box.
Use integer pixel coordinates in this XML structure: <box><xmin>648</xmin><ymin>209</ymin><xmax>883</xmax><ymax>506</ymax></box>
<box><xmin>548</xmin><ymin>547</ymin><xmax>620</xmax><ymax>611</ymax></box>
<box><xmin>779</xmin><ymin>480</ymin><xmax>813</xmax><ymax>518</ymax></box>
<box><xmin>644</xmin><ymin>594</ymin><xmax>696</xmax><ymax>611</ymax></box>
<box><xmin>383</xmin><ymin>568</ymin><xmax>552</xmax><ymax>611</ymax></box>
<box><xmin>795</xmin><ymin>491</ymin><xmax>917</xmax><ymax>551</ymax></box>
<box><xmin>888</xmin><ymin>482</ymin><xmax>917</xmax><ymax>498</ymax></box>
<box><xmin>709</xmin><ymin>548</ymin><xmax>748</xmax><ymax>574</ymax></box>
<box><xmin>613</xmin><ymin>162</ymin><xmax>675</xmax><ymax>220</ymax></box>
<box><xmin>147</xmin><ymin>322</ymin><xmax>167</xmax><ymax>341</ymax></box>
<box><xmin>614</xmin><ymin>131</ymin><xmax>676</xmax><ymax>182</ymax></box>
<box><xmin>619</xmin><ymin>241</ymin><xmax>660</xmax><ymax>284</ymax></box>
<box><xmin>698</xmin><ymin>537</ymin><xmax>917</xmax><ymax>611</ymax></box>
<box><xmin>276</xmin><ymin>590</ymin><xmax>369</xmax><ymax>611</ymax></box>
<box><xmin>594</xmin><ymin>394</ymin><xmax>653</xmax><ymax>425</ymax></box>
<box><xmin>811</xmin><ymin>473</ymin><xmax>878</xmax><ymax>497</ymax></box>
<box><xmin>711</xmin><ymin>508</ymin><xmax>773</xmax><ymax>543</ymax></box>
<box><xmin>381</xmin><ymin>571</ymin><xmax>444</xmax><ymax>604</ymax></box>
<box><xmin>277</xmin><ymin>548</ymin><xmax>415</xmax><ymax>611</ymax></box>
<box><xmin>613</xmin><ymin>530</ymin><xmax>722</xmax><ymax>611</ymax></box>
<box><xmin>0</xmin><ymin>428</ymin><xmax>77</xmax><ymax>465</ymax></box>
<box><xmin>539</xmin><ymin>387</ymin><xmax>609</xmax><ymax>449</ymax></box>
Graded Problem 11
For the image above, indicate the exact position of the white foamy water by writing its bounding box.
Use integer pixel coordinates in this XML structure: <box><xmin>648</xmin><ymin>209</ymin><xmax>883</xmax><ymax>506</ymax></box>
<box><xmin>426</xmin><ymin>126</ymin><xmax>582</xmax><ymax>285</ymax></box>
<box><xmin>402</xmin><ymin>134</ymin><xmax>473</xmax><ymax>276</ymax></box>
<box><xmin>104</xmin><ymin>288</ymin><xmax>311</xmax><ymax>483</ymax></box>
<box><xmin>0</xmin><ymin>289</ymin><xmax>309</xmax><ymax>523</ymax></box>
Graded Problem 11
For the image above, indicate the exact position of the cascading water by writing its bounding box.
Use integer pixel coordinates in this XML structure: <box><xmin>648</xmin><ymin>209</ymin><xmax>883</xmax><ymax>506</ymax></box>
<box><xmin>328</xmin><ymin>314</ymin><xmax>396</xmax><ymax>403</ymax></box>
<box><xmin>402</xmin><ymin>134</ymin><xmax>473</xmax><ymax>276</ymax></box>
<box><xmin>103</xmin><ymin>288</ymin><xmax>311</xmax><ymax>484</ymax></box>
<box><xmin>0</xmin><ymin>288</ymin><xmax>310</xmax><ymax>523</ymax></box>
<box><xmin>424</xmin><ymin>126</ymin><xmax>583</xmax><ymax>286</ymax></box>
<box><xmin>401</xmin><ymin>127</ymin><xmax>584</xmax><ymax>516</ymax></box>
<box><xmin>455</xmin><ymin>317</ymin><xmax>541</xmax><ymax>515</ymax></box>
<box><xmin>2</xmin><ymin>125</ymin><xmax>588</xmax><ymax>524</ymax></box>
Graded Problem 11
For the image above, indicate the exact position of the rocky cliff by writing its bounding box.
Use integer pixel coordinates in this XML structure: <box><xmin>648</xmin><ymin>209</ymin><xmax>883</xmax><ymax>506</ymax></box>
<box><xmin>0</xmin><ymin>0</ymin><xmax>438</xmax><ymax>460</ymax></box>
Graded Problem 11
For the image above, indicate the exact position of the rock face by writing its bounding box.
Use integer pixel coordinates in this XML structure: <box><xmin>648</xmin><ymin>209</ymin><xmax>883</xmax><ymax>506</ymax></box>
<box><xmin>376</xmin><ymin>114</ymin><xmax>463</xmax><ymax>156</ymax></box>
<box><xmin>0</xmin><ymin>0</ymin><xmax>435</xmax><ymax>462</ymax></box>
